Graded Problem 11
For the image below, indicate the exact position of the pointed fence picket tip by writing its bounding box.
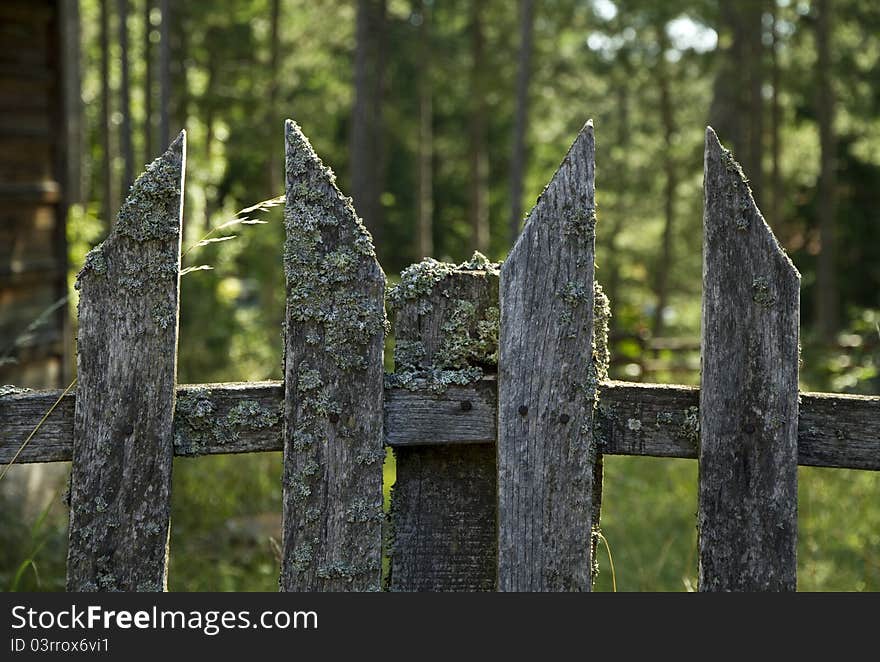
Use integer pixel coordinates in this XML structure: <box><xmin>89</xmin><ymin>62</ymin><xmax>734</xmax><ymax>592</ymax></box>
<box><xmin>508</xmin><ymin>119</ymin><xmax>595</xmax><ymax>257</ymax></box>
<box><xmin>699</xmin><ymin>127</ymin><xmax>800</xmax><ymax>591</ymax></box>
<box><xmin>703</xmin><ymin>125</ymin><xmax>800</xmax><ymax>279</ymax></box>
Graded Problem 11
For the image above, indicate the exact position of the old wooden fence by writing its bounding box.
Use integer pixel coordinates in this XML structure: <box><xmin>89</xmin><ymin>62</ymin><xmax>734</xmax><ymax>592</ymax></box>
<box><xmin>2</xmin><ymin>121</ymin><xmax>878</xmax><ymax>592</ymax></box>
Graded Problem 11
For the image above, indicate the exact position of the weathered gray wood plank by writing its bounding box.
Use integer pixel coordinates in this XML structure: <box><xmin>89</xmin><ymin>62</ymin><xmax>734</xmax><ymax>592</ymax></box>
<box><xmin>173</xmin><ymin>382</ymin><xmax>282</xmax><ymax>456</ymax></box>
<box><xmin>3</xmin><ymin>381</ymin><xmax>878</xmax><ymax>470</ymax></box>
<box><xmin>384</xmin><ymin>378</ymin><xmax>497</xmax><ymax>446</ymax></box>
<box><xmin>699</xmin><ymin>127</ymin><xmax>800</xmax><ymax>591</ymax></box>
<box><xmin>386</xmin><ymin>257</ymin><xmax>500</xmax><ymax>592</ymax></box>
<box><xmin>595</xmin><ymin>382</ymin><xmax>700</xmax><ymax>459</ymax></box>
<box><xmin>797</xmin><ymin>391</ymin><xmax>880</xmax><ymax>470</ymax></box>
<box><xmin>389</xmin><ymin>443</ymin><xmax>497</xmax><ymax>591</ymax></box>
<box><xmin>497</xmin><ymin>120</ymin><xmax>606</xmax><ymax>592</ymax></box>
<box><xmin>279</xmin><ymin>120</ymin><xmax>386</xmax><ymax>591</ymax></box>
<box><xmin>1</xmin><ymin>386</ymin><xmax>75</xmax><ymax>463</ymax></box>
<box><xmin>65</xmin><ymin>132</ymin><xmax>185</xmax><ymax>592</ymax></box>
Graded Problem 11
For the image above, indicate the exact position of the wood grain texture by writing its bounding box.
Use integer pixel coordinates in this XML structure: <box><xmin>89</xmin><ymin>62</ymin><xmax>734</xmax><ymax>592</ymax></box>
<box><xmin>65</xmin><ymin>132</ymin><xmax>185</xmax><ymax>592</ymax></box>
<box><xmin>3</xmin><ymin>381</ymin><xmax>878</xmax><ymax>469</ymax></box>
<box><xmin>384</xmin><ymin>378</ymin><xmax>497</xmax><ymax>446</ymax></box>
<box><xmin>389</xmin><ymin>443</ymin><xmax>496</xmax><ymax>591</ymax></box>
<box><xmin>699</xmin><ymin>127</ymin><xmax>800</xmax><ymax>591</ymax></box>
<box><xmin>279</xmin><ymin>120</ymin><xmax>385</xmax><ymax>591</ymax></box>
<box><xmin>797</xmin><ymin>391</ymin><xmax>880</xmax><ymax>470</ymax></box>
<box><xmin>596</xmin><ymin>381</ymin><xmax>700</xmax><ymax>459</ymax></box>
<box><xmin>1</xmin><ymin>387</ymin><xmax>75</xmax><ymax>463</ymax></box>
<box><xmin>497</xmin><ymin>120</ymin><xmax>602</xmax><ymax>591</ymax></box>
<box><xmin>387</xmin><ymin>266</ymin><xmax>499</xmax><ymax>592</ymax></box>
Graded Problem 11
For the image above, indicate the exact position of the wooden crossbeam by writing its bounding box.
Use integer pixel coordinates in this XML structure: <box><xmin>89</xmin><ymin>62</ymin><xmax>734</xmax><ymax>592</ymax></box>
<box><xmin>2</xmin><ymin>380</ymin><xmax>878</xmax><ymax>471</ymax></box>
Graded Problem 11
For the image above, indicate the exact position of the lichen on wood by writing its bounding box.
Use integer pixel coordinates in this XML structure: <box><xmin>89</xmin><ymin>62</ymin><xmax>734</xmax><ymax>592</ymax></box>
<box><xmin>174</xmin><ymin>386</ymin><xmax>280</xmax><ymax>455</ymax></box>
<box><xmin>387</xmin><ymin>260</ymin><xmax>500</xmax><ymax>591</ymax></box>
<box><xmin>699</xmin><ymin>127</ymin><xmax>800</xmax><ymax>591</ymax></box>
<box><xmin>387</xmin><ymin>252</ymin><xmax>500</xmax><ymax>393</ymax></box>
<box><xmin>66</xmin><ymin>132</ymin><xmax>185</xmax><ymax>592</ymax></box>
<box><xmin>280</xmin><ymin>119</ymin><xmax>385</xmax><ymax>592</ymax></box>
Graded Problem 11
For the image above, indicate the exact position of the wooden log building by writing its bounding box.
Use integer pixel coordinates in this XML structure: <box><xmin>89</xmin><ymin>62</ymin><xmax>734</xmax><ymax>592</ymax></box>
<box><xmin>0</xmin><ymin>0</ymin><xmax>79</xmax><ymax>390</ymax></box>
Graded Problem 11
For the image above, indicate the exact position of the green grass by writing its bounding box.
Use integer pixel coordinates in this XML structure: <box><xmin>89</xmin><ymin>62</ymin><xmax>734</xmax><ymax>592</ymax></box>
<box><xmin>593</xmin><ymin>457</ymin><xmax>880</xmax><ymax>591</ymax></box>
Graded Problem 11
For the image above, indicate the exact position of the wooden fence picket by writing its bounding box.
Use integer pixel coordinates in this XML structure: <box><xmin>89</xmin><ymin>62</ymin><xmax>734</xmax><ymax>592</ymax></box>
<box><xmin>386</xmin><ymin>257</ymin><xmax>499</xmax><ymax>591</ymax></box>
<box><xmin>66</xmin><ymin>132</ymin><xmax>186</xmax><ymax>591</ymax></box>
<box><xmin>698</xmin><ymin>127</ymin><xmax>800</xmax><ymax>591</ymax></box>
<box><xmin>279</xmin><ymin>120</ymin><xmax>386</xmax><ymax>591</ymax></box>
<box><xmin>497</xmin><ymin>120</ymin><xmax>607</xmax><ymax>591</ymax></box>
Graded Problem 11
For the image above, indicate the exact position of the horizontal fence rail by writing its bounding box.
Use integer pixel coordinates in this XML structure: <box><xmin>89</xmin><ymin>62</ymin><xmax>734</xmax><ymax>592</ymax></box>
<box><xmin>3</xmin><ymin>380</ymin><xmax>878</xmax><ymax>471</ymax></box>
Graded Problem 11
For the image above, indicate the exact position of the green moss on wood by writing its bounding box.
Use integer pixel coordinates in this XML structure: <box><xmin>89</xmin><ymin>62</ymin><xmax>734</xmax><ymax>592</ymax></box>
<box><xmin>384</xmin><ymin>366</ymin><xmax>485</xmax><ymax>394</ymax></box>
<box><xmin>656</xmin><ymin>411</ymin><xmax>675</xmax><ymax>426</ymax></box>
<box><xmin>387</xmin><ymin>252</ymin><xmax>500</xmax><ymax>314</ymax></box>
<box><xmin>592</xmin><ymin>283</ymin><xmax>611</xmax><ymax>385</ymax></box>
<box><xmin>291</xmin><ymin>541</ymin><xmax>314</xmax><ymax>573</ymax></box>
<box><xmin>563</xmin><ymin>205</ymin><xmax>597</xmax><ymax>243</ymax></box>
<box><xmin>432</xmin><ymin>300</ymin><xmax>499</xmax><ymax>369</ymax></box>
<box><xmin>679</xmin><ymin>406</ymin><xmax>700</xmax><ymax>446</ymax></box>
<box><xmin>115</xmin><ymin>141</ymin><xmax>184</xmax><ymax>243</ymax></box>
<box><xmin>297</xmin><ymin>367</ymin><xmax>323</xmax><ymax>392</ymax></box>
<box><xmin>387</xmin><ymin>252</ymin><xmax>500</xmax><ymax>392</ymax></box>
<box><xmin>75</xmin><ymin>246</ymin><xmax>107</xmax><ymax>289</ymax></box>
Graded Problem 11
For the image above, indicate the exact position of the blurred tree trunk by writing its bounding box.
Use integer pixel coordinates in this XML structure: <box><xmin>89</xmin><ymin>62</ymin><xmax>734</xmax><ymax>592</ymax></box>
<box><xmin>416</xmin><ymin>0</ymin><xmax>433</xmax><ymax>259</ymax></box>
<box><xmin>117</xmin><ymin>0</ymin><xmax>134</xmax><ymax>194</ymax></box>
<box><xmin>709</xmin><ymin>0</ymin><xmax>764</xmax><ymax>204</ymax></box>
<box><xmin>651</xmin><ymin>27</ymin><xmax>678</xmax><ymax>337</ymax></box>
<box><xmin>747</xmin><ymin>2</ymin><xmax>764</xmax><ymax>204</ymax></box>
<box><xmin>100</xmin><ymin>0</ymin><xmax>114</xmax><ymax>226</ymax></box>
<box><xmin>202</xmin><ymin>56</ymin><xmax>218</xmax><ymax>234</ymax></box>
<box><xmin>172</xmin><ymin>7</ymin><xmax>189</xmax><ymax>136</ymax></box>
<box><xmin>509</xmin><ymin>0</ymin><xmax>534</xmax><ymax>247</ymax></box>
<box><xmin>266</xmin><ymin>0</ymin><xmax>282</xmax><ymax>196</ymax></box>
<box><xmin>351</xmin><ymin>0</ymin><xmax>387</xmax><ymax>248</ymax></box>
<box><xmin>468</xmin><ymin>0</ymin><xmax>489</xmax><ymax>254</ymax></box>
<box><xmin>770</xmin><ymin>0</ymin><xmax>781</xmax><ymax>230</ymax></box>
<box><xmin>815</xmin><ymin>0</ymin><xmax>838</xmax><ymax>341</ymax></box>
<box><xmin>144</xmin><ymin>0</ymin><xmax>153</xmax><ymax>160</ymax></box>
<box><xmin>61</xmin><ymin>0</ymin><xmax>83</xmax><ymax>205</ymax></box>
<box><xmin>159</xmin><ymin>0</ymin><xmax>170</xmax><ymax>146</ymax></box>
<box><xmin>603</xmin><ymin>52</ymin><xmax>631</xmax><ymax>334</ymax></box>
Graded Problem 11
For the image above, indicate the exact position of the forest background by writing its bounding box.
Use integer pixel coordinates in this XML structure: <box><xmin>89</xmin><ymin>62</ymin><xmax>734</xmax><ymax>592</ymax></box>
<box><xmin>2</xmin><ymin>0</ymin><xmax>879</xmax><ymax>591</ymax></box>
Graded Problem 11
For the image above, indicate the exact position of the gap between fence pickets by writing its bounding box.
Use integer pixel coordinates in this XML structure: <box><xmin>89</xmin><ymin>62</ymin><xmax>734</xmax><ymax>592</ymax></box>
<box><xmin>3</xmin><ymin>380</ymin><xmax>879</xmax><ymax>470</ymax></box>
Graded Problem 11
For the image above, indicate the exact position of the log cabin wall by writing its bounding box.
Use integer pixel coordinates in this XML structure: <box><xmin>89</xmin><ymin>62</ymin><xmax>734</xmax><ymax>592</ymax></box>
<box><xmin>0</xmin><ymin>0</ymin><xmax>73</xmax><ymax>390</ymax></box>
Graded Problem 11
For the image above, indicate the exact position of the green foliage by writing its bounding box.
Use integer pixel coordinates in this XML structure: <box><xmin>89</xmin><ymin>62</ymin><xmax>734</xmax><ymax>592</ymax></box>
<box><xmin>0</xmin><ymin>481</ymin><xmax>68</xmax><ymax>592</ymax></box>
